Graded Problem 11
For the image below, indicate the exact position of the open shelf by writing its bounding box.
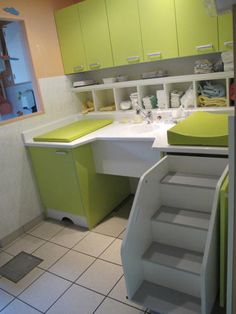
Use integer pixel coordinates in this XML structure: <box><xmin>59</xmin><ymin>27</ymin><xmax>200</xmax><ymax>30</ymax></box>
<box><xmin>72</xmin><ymin>71</ymin><xmax>234</xmax><ymax>114</ymax></box>
<box><xmin>93</xmin><ymin>88</ymin><xmax>115</xmax><ymax>112</ymax></box>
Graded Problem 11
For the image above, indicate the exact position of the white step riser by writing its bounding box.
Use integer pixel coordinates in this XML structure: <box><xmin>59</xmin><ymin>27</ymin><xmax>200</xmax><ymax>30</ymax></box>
<box><xmin>143</xmin><ymin>262</ymin><xmax>201</xmax><ymax>298</ymax></box>
<box><xmin>152</xmin><ymin>221</ymin><xmax>207</xmax><ymax>253</ymax></box>
<box><xmin>161</xmin><ymin>185</ymin><xmax>215</xmax><ymax>213</ymax></box>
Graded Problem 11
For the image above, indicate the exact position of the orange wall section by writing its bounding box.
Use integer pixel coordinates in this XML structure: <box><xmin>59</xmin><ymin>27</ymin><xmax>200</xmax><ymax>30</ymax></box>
<box><xmin>0</xmin><ymin>0</ymin><xmax>76</xmax><ymax>78</ymax></box>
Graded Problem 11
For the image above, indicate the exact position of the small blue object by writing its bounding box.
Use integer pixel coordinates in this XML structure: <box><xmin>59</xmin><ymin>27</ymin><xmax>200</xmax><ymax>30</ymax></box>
<box><xmin>3</xmin><ymin>7</ymin><xmax>19</xmax><ymax>16</ymax></box>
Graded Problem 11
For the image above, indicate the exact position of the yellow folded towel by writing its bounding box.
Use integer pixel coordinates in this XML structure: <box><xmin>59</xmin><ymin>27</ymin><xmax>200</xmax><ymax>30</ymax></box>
<box><xmin>99</xmin><ymin>104</ymin><xmax>116</xmax><ymax>111</ymax></box>
<box><xmin>198</xmin><ymin>95</ymin><xmax>227</xmax><ymax>107</ymax></box>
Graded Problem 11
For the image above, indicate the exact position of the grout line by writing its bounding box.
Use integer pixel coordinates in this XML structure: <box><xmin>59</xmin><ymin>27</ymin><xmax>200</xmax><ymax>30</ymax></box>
<box><xmin>44</xmin><ymin>282</ymin><xmax>74</xmax><ymax>314</ymax></box>
<box><xmin>0</xmin><ymin>290</ymin><xmax>16</xmax><ymax>312</ymax></box>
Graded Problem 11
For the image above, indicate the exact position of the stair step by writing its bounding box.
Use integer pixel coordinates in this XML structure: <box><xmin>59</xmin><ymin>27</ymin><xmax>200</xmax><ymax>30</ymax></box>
<box><xmin>132</xmin><ymin>280</ymin><xmax>201</xmax><ymax>314</ymax></box>
<box><xmin>142</xmin><ymin>242</ymin><xmax>203</xmax><ymax>275</ymax></box>
<box><xmin>161</xmin><ymin>171</ymin><xmax>219</xmax><ymax>189</ymax></box>
<box><xmin>152</xmin><ymin>206</ymin><xmax>210</xmax><ymax>230</ymax></box>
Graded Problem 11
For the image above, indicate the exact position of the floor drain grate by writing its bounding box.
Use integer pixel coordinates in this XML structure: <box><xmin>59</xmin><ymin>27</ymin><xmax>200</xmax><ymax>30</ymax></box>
<box><xmin>0</xmin><ymin>251</ymin><xmax>43</xmax><ymax>283</ymax></box>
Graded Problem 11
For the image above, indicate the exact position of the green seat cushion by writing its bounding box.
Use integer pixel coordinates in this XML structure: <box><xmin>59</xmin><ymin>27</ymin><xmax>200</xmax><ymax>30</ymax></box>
<box><xmin>167</xmin><ymin>112</ymin><xmax>228</xmax><ymax>146</ymax></box>
<box><xmin>34</xmin><ymin>119</ymin><xmax>113</xmax><ymax>143</ymax></box>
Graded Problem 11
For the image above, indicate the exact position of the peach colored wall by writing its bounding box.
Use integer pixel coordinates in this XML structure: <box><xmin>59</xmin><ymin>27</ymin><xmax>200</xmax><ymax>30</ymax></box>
<box><xmin>0</xmin><ymin>0</ymin><xmax>75</xmax><ymax>78</ymax></box>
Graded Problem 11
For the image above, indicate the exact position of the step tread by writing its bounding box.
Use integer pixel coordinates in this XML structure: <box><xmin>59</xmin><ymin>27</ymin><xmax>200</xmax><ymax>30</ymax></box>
<box><xmin>152</xmin><ymin>206</ymin><xmax>210</xmax><ymax>230</ymax></box>
<box><xmin>161</xmin><ymin>171</ymin><xmax>219</xmax><ymax>189</ymax></box>
<box><xmin>132</xmin><ymin>280</ymin><xmax>201</xmax><ymax>314</ymax></box>
<box><xmin>142</xmin><ymin>242</ymin><xmax>203</xmax><ymax>275</ymax></box>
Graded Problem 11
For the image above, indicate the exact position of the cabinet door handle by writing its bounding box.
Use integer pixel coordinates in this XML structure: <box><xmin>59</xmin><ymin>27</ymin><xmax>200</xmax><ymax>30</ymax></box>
<box><xmin>147</xmin><ymin>52</ymin><xmax>161</xmax><ymax>59</ymax></box>
<box><xmin>55</xmin><ymin>151</ymin><xmax>68</xmax><ymax>155</ymax></box>
<box><xmin>127</xmin><ymin>56</ymin><xmax>140</xmax><ymax>62</ymax></box>
<box><xmin>89</xmin><ymin>62</ymin><xmax>100</xmax><ymax>69</ymax></box>
<box><xmin>73</xmin><ymin>65</ymin><xmax>84</xmax><ymax>71</ymax></box>
<box><xmin>224</xmin><ymin>41</ymin><xmax>233</xmax><ymax>47</ymax></box>
<box><xmin>196</xmin><ymin>44</ymin><xmax>213</xmax><ymax>50</ymax></box>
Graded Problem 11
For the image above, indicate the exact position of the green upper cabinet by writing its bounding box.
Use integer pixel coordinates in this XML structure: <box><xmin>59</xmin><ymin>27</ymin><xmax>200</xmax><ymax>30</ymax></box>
<box><xmin>55</xmin><ymin>4</ymin><xmax>87</xmax><ymax>74</ymax></box>
<box><xmin>218</xmin><ymin>13</ymin><xmax>233</xmax><ymax>51</ymax></box>
<box><xmin>175</xmin><ymin>0</ymin><xmax>218</xmax><ymax>57</ymax></box>
<box><xmin>138</xmin><ymin>0</ymin><xmax>178</xmax><ymax>62</ymax></box>
<box><xmin>78</xmin><ymin>0</ymin><xmax>113</xmax><ymax>70</ymax></box>
<box><xmin>106</xmin><ymin>0</ymin><xmax>143</xmax><ymax>66</ymax></box>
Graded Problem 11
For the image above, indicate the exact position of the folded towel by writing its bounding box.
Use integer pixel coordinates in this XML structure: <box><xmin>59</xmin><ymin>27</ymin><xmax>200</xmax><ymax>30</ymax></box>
<box><xmin>221</xmin><ymin>50</ymin><xmax>233</xmax><ymax>63</ymax></box>
<box><xmin>198</xmin><ymin>81</ymin><xmax>226</xmax><ymax>98</ymax></box>
<box><xmin>198</xmin><ymin>95</ymin><xmax>227</xmax><ymax>107</ymax></box>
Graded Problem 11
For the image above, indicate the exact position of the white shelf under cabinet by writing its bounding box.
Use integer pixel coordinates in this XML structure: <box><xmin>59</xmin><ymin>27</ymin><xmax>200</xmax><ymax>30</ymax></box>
<box><xmin>72</xmin><ymin>71</ymin><xmax>234</xmax><ymax>112</ymax></box>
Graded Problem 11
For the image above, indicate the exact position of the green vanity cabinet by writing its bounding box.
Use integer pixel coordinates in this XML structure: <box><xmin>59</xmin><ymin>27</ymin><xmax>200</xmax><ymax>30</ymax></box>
<box><xmin>175</xmin><ymin>0</ymin><xmax>218</xmax><ymax>57</ymax></box>
<box><xmin>106</xmin><ymin>0</ymin><xmax>143</xmax><ymax>66</ymax></box>
<box><xmin>55</xmin><ymin>4</ymin><xmax>87</xmax><ymax>74</ymax></box>
<box><xmin>78</xmin><ymin>0</ymin><xmax>114</xmax><ymax>70</ymax></box>
<box><xmin>28</xmin><ymin>144</ymin><xmax>130</xmax><ymax>229</ymax></box>
<box><xmin>138</xmin><ymin>0</ymin><xmax>178</xmax><ymax>61</ymax></box>
<box><xmin>218</xmin><ymin>13</ymin><xmax>233</xmax><ymax>51</ymax></box>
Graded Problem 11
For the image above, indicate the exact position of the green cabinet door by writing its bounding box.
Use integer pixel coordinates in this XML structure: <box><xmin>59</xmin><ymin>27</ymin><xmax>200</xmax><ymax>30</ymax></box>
<box><xmin>175</xmin><ymin>0</ymin><xmax>218</xmax><ymax>57</ymax></box>
<box><xmin>138</xmin><ymin>0</ymin><xmax>178</xmax><ymax>61</ymax></box>
<box><xmin>106</xmin><ymin>0</ymin><xmax>143</xmax><ymax>66</ymax></box>
<box><xmin>55</xmin><ymin>4</ymin><xmax>87</xmax><ymax>74</ymax></box>
<box><xmin>218</xmin><ymin>13</ymin><xmax>233</xmax><ymax>51</ymax></box>
<box><xmin>29</xmin><ymin>147</ymin><xmax>85</xmax><ymax>216</ymax></box>
<box><xmin>79</xmin><ymin>0</ymin><xmax>113</xmax><ymax>70</ymax></box>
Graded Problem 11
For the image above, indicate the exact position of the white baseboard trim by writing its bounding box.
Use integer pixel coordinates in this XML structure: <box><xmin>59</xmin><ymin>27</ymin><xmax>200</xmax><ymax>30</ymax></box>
<box><xmin>47</xmin><ymin>208</ymin><xmax>88</xmax><ymax>228</ymax></box>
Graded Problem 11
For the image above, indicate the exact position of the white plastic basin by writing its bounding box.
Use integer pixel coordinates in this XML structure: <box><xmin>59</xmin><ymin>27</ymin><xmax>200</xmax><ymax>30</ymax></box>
<box><xmin>128</xmin><ymin>123</ymin><xmax>160</xmax><ymax>134</ymax></box>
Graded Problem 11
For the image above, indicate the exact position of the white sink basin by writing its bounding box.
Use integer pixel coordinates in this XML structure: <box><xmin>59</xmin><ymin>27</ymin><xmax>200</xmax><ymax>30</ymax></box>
<box><xmin>128</xmin><ymin>123</ymin><xmax>160</xmax><ymax>134</ymax></box>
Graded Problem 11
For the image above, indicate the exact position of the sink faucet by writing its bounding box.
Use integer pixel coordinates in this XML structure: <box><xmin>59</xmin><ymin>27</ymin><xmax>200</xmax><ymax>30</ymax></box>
<box><xmin>136</xmin><ymin>107</ymin><xmax>153</xmax><ymax>124</ymax></box>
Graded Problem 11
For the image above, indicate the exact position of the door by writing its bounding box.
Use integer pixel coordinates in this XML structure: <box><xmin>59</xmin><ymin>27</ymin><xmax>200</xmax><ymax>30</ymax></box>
<box><xmin>138</xmin><ymin>0</ymin><xmax>178</xmax><ymax>61</ymax></box>
<box><xmin>79</xmin><ymin>0</ymin><xmax>113</xmax><ymax>70</ymax></box>
<box><xmin>55</xmin><ymin>4</ymin><xmax>87</xmax><ymax>74</ymax></box>
<box><xmin>175</xmin><ymin>0</ymin><xmax>218</xmax><ymax>57</ymax></box>
<box><xmin>106</xmin><ymin>0</ymin><xmax>143</xmax><ymax>66</ymax></box>
<box><xmin>4</xmin><ymin>21</ymin><xmax>31</xmax><ymax>84</ymax></box>
<box><xmin>29</xmin><ymin>147</ymin><xmax>85</xmax><ymax>216</ymax></box>
<box><xmin>218</xmin><ymin>13</ymin><xmax>233</xmax><ymax>51</ymax></box>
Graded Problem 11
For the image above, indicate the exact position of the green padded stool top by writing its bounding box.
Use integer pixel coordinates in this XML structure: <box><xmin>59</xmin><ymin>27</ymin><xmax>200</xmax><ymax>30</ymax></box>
<box><xmin>167</xmin><ymin>112</ymin><xmax>228</xmax><ymax>146</ymax></box>
<box><xmin>34</xmin><ymin>119</ymin><xmax>113</xmax><ymax>143</ymax></box>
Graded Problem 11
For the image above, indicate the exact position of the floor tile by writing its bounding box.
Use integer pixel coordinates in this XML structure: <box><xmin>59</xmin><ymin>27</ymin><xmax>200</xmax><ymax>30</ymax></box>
<box><xmin>0</xmin><ymin>252</ymin><xmax>13</xmax><ymax>267</ymax></box>
<box><xmin>109</xmin><ymin>276</ymin><xmax>145</xmax><ymax>310</ymax></box>
<box><xmin>73</xmin><ymin>232</ymin><xmax>114</xmax><ymax>257</ymax></box>
<box><xmin>1</xmin><ymin>299</ymin><xmax>41</xmax><ymax>314</ymax></box>
<box><xmin>49</xmin><ymin>250</ymin><xmax>95</xmax><ymax>281</ymax></box>
<box><xmin>0</xmin><ymin>289</ymin><xmax>14</xmax><ymax>311</ymax></box>
<box><xmin>28</xmin><ymin>221</ymin><xmax>64</xmax><ymax>241</ymax></box>
<box><xmin>95</xmin><ymin>298</ymin><xmax>145</xmax><ymax>314</ymax></box>
<box><xmin>0</xmin><ymin>267</ymin><xmax>44</xmax><ymax>296</ymax></box>
<box><xmin>19</xmin><ymin>272</ymin><xmax>71</xmax><ymax>312</ymax></box>
<box><xmin>99</xmin><ymin>239</ymin><xmax>122</xmax><ymax>265</ymax></box>
<box><xmin>92</xmin><ymin>216</ymin><xmax>127</xmax><ymax>237</ymax></box>
<box><xmin>50</xmin><ymin>227</ymin><xmax>88</xmax><ymax>248</ymax></box>
<box><xmin>33</xmin><ymin>242</ymin><xmax>69</xmax><ymax>270</ymax></box>
<box><xmin>77</xmin><ymin>259</ymin><xmax>123</xmax><ymax>295</ymax></box>
<box><xmin>47</xmin><ymin>284</ymin><xmax>104</xmax><ymax>314</ymax></box>
<box><xmin>4</xmin><ymin>234</ymin><xmax>45</xmax><ymax>256</ymax></box>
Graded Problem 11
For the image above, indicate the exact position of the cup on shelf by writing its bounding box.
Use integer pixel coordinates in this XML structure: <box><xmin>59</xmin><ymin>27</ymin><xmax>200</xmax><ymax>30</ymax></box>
<box><xmin>102</xmin><ymin>77</ymin><xmax>117</xmax><ymax>84</ymax></box>
<box><xmin>120</xmin><ymin>100</ymin><xmax>132</xmax><ymax>110</ymax></box>
<box><xmin>117</xmin><ymin>75</ymin><xmax>128</xmax><ymax>82</ymax></box>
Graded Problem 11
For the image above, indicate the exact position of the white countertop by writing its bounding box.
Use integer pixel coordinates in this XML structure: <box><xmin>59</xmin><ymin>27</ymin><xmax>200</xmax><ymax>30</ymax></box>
<box><xmin>22</xmin><ymin>113</ymin><xmax>229</xmax><ymax>155</ymax></box>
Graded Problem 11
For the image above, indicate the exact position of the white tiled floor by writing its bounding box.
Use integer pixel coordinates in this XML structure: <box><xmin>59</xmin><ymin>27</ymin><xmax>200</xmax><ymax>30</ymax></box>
<box><xmin>0</xmin><ymin>196</ymin><xmax>151</xmax><ymax>313</ymax></box>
